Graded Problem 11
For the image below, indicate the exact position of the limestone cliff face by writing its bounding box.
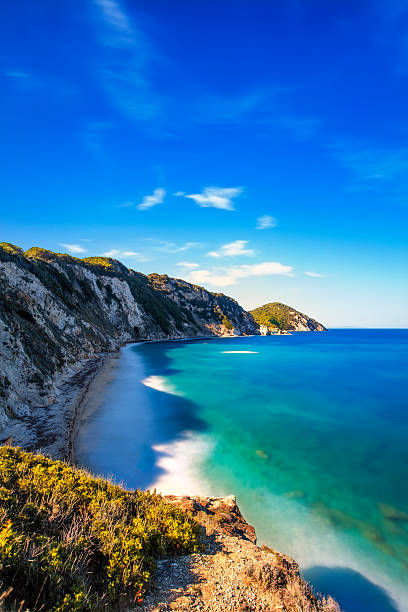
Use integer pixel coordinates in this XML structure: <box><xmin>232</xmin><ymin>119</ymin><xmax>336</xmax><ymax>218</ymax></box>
<box><xmin>0</xmin><ymin>243</ymin><xmax>258</xmax><ymax>429</ymax></box>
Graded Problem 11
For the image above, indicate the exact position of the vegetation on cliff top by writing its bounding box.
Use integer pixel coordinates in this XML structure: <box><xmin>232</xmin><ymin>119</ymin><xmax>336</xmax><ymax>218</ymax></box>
<box><xmin>250</xmin><ymin>302</ymin><xmax>325</xmax><ymax>331</ymax></box>
<box><xmin>0</xmin><ymin>447</ymin><xmax>202</xmax><ymax>611</ymax></box>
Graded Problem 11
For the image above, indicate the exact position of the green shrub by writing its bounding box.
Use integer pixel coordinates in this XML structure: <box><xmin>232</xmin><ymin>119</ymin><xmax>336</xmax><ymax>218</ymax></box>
<box><xmin>0</xmin><ymin>447</ymin><xmax>202</xmax><ymax>611</ymax></box>
<box><xmin>250</xmin><ymin>302</ymin><xmax>294</xmax><ymax>330</ymax></box>
<box><xmin>221</xmin><ymin>315</ymin><xmax>234</xmax><ymax>330</ymax></box>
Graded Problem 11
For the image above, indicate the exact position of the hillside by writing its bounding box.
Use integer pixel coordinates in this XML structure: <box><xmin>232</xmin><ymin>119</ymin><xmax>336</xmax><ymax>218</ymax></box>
<box><xmin>0</xmin><ymin>446</ymin><xmax>341</xmax><ymax>612</ymax></box>
<box><xmin>0</xmin><ymin>446</ymin><xmax>201</xmax><ymax>611</ymax></box>
<box><xmin>251</xmin><ymin>302</ymin><xmax>326</xmax><ymax>332</ymax></box>
<box><xmin>0</xmin><ymin>243</ymin><xmax>257</xmax><ymax>434</ymax></box>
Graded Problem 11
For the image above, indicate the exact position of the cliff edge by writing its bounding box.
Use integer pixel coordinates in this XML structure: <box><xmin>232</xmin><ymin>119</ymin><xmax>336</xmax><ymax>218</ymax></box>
<box><xmin>0</xmin><ymin>446</ymin><xmax>341</xmax><ymax>612</ymax></box>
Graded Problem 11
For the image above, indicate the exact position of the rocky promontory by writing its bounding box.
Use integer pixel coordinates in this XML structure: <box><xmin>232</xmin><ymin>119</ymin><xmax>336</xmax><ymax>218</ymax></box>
<box><xmin>251</xmin><ymin>302</ymin><xmax>326</xmax><ymax>333</ymax></box>
<box><xmin>141</xmin><ymin>494</ymin><xmax>342</xmax><ymax>611</ymax></box>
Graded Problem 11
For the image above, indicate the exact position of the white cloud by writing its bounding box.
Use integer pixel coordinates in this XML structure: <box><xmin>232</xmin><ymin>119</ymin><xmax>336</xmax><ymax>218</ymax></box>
<box><xmin>122</xmin><ymin>251</ymin><xmax>152</xmax><ymax>262</ymax></box>
<box><xmin>177</xmin><ymin>262</ymin><xmax>200</xmax><ymax>269</ymax></box>
<box><xmin>138</xmin><ymin>188</ymin><xmax>166</xmax><ymax>210</ymax></box>
<box><xmin>173</xmin><ymin>191</ymin><xmax>185</xmax><ymax>196</ymax></box>
<box><xmin>256</xmin><ymin>215</ymin><xmax>277</xmax><ymax>230</ymax></box>
<box><xmin>176</xmin><ymin>242</ymin><xmax>200</xmax><ymax>252</ymax></box>
<box><xmin>100</xmin><ymin>249</ymin><xmax>151</xmax><ymax>261</ymax></box>
<box><xmin>305</xmin><ymin>271</ymin><xmax>325</xmax><ymax>278</ymax></box>
<box><xmin>184</xmin><ymin>186</ymin><xmax>243</xmax><ymax>211</ymax></box>
<box><xmin>189</xmin><ymin>261</ymin><xmax>293</xmax><ymax>287</ymax></box>
<box><xmin>59</xmin><ymin>243</ymin><xmax>87</xmax><ymax>254</ymax></box>
<box><xmin>209</xmin><ymin>240</ymin><xmax>254</xmax><ymax>258</ymax></box>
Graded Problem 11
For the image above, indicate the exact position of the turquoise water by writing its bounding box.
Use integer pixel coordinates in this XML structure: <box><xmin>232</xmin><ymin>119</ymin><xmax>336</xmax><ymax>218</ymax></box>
<box><xmin>75</xmin><ymin>330</ymin><xmax>408</xmax><ymax>611</ymax></box>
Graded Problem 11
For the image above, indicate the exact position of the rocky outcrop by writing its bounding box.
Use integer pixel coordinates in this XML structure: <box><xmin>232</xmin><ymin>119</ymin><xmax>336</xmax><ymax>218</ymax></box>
<box><xmin>141</xmin><ymin>495</ymin><xmax>342</xmax><ymax>611</ymax></box>
<box><xmin>164</xmin><ymin>495</ymin><xmax>257</xmax><ymax>544</ymax></box>
<box><xmin>251</xmin><ymin>302</ymin><xmax>326</xmax><ymax>332</ymax></box>
<box><xmin>0</xmin><ymin>243</ymin><xmax>258</xmax><ymax>431</ymax></box>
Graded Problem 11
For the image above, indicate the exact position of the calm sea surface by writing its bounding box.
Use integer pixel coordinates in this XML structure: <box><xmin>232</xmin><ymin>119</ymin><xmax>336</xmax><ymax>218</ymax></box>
<box><xmin>75</xmin><ymin>330</ymin><xmax>408</xmax><ymax>612</ymax></box>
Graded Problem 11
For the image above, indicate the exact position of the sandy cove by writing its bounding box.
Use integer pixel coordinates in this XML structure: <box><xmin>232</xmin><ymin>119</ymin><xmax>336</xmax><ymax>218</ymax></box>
<box><xmin>0</xmin><ymin>335</ymin><xmax>245</xmax><ymax>462</ymax></box>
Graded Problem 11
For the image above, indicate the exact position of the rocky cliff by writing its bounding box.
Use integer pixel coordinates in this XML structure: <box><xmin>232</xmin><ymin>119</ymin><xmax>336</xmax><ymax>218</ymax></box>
<box><xmin>143</xmin><ymin>494</ymin><xmax>342</xmax><ymax>611</ymax></box>
<box><xmin>251</xmin><ymin>302</ymin><xmax>326</xmax><ymax>332</ymax></box>
<box><xmin>0</xmin><ymin>243</ymin><xmax>258</xmax><ymax>431</ymax></box>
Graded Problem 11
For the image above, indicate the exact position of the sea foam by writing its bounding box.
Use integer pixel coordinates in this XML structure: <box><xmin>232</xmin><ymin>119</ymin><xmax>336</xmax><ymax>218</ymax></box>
<box><xmin>141</xmin><ymin>375</ymin><xmax>182</xmax><ymax>396</ymax></box>
<box><xmin>149</xmin><ymin>431</ymin><xmax>214</xmax><ymax>496</ymax></box>
<box><xmin>222</xmin><ymin>350</ymin><xmax>259</xmax><ymax>354</ymax></box>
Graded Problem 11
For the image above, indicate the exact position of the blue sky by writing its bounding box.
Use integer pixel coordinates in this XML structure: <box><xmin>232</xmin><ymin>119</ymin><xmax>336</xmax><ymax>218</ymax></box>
<box><xmin>1</xmin><ymin>0</ymin><xmax>407</xmax><ymax>327</ymax></box>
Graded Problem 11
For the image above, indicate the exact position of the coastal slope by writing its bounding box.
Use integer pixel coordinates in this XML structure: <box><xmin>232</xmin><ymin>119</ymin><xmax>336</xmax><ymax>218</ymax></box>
<box><xmin>0</xmin><ymin>243</ymin><xmax>257</xmax><ymax>431</ymax></box>
<box><xmin>0</xmin><ymin>446</ymin><xmax>341</xmax><ymax>612</ymax></box>
<box><xmin>251</xmin><ymin>302</ymin><xmax>326</xmax><ymax>332</ymax></box>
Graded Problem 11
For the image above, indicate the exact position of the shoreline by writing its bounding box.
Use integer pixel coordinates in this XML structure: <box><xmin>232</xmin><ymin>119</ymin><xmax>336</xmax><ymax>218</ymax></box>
<box><xmin>67</xmin><ymin>351</ymin><xmax>121</xmax><ymax>462</ymax></box>
<box><xmin>70</xmin><ymin>334</ymin><xmax>250</xmax><ymax>466</ymax></box>
<box><xmin>0</xmin><ymin>334</ymin><xmax>243</xmax><ymax>461</ymax></box>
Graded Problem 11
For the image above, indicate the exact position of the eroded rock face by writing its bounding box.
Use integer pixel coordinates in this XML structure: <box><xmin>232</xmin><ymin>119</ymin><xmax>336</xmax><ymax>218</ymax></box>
<box><xmin>0</xmin><ymin>244</ymin><xmax>259</xmax><ymax>430</ymax></box>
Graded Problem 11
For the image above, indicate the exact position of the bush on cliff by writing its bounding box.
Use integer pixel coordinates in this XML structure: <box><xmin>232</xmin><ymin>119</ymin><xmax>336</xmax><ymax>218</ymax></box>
<box><xmin>0</xmin><ymin>447</ymin><xmax>202</xmax><ymax>611</ymax></box>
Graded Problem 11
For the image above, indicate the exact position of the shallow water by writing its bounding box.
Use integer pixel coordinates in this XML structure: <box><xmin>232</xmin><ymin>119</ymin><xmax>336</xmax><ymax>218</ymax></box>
<box><xmin>75</xmin><ymin>330</ymin><xmax>408</xmax><ymax>612</ymax></box>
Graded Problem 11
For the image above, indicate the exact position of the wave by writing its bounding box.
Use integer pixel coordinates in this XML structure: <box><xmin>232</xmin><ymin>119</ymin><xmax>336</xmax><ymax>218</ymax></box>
<box><xmin>141</xmin><ymin>375</ymin><xmax>182</xmax><ymax>396</ymax></box>
<box><xmin>149</xmin><ymin>431</ymin><xmax>214</xmax><ymax>496</ymax></box>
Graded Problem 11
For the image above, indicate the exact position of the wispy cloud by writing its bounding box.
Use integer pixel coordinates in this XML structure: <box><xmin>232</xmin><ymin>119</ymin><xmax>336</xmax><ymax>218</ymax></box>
<box><xmin>266</xmin><ymin>115</ymin><xmax>321</xmax><ymax>141</ymax></box>
<box><xmin>177</xmin><ymin>261</ymin><xmax>200</xmax><ymax>270</ymax></box>
<box><xmin>190</xmin><ymin>88</ymin><xmax>321</xmax><ymax>140</ymax></box>
<box><xmin>59</xmin><ymin>243</ymin><xmax>87</xmax><ymax>254</ymax></box>
<box><xmin>181</xmin><ymin>186</ymin><xmax>243</xmax><ymax>211</ymax></box>
<box><xmin>92</xmin><ymin>0</ymin><xmax>158</xmax><ymax>122</ymax></box>
<box><xmin>122</xmin><ymin>251</ymin><xmax>151</xmax><ymax>261</ymax></box>
<box><xmin>82</xmin><ymin>121</ymin><xmax>114</xmax><ymax>157</ymax></box>
<box><xmin>256</xmin><ymin>215</ymin><xmax>277</xmax><ymax>230</ymax></box>
<box><xmin>305</xmin><ymin>271</ymin><xmax>325</xmax><ymax>278</ymax></box>
<box><xmin>189</xmin><ymin>261</ymin><xmax>293</xmax><ymax>288</ymax></box>
<box><xmin>193</xmin><ymin>89</ymin><xmax>275</xmax><ymax>125</ymax></box>
<box><xmin>94</xmin><ymin>0</ymin><xmax>132</xmax><ymax>34</ymax></box>
<box><xmin>153</xmin><ymin>241</ymin><xmax>201</xmax><ymax>254</ymax></box>
<box><xmin>331</xmin><ymin>142</ymin><xmax>408</xmax><ymax>186</ymax></box>
<box><xmin>4</xmin><ymin>70</ymin><xmax>29</xmax><ymax>79</ymax></box>
<box><xmin>209</xmin><ymin>240</ymin><xmax>254</xmax><ymax>258</ymax></box>
<box><xmin>117</xmin><ymin>200</ymin><xmax>134</xmax><ymax>208</ymax></box>
<box><xmin>101</xmin><ymin>248</ymin><xmax>151</xmax><ymax>261</ymax></box>
<box><xmin>137</xmin><ymin>188</ymin><xmax>166</xmax><ymax>210</ymax></box>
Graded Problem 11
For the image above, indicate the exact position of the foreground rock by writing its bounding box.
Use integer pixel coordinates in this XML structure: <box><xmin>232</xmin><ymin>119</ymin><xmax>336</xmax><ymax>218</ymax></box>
<box><xmin>139</xmin><ymin>496</ymin><xmax>342</xmax><ymax>611</ymax></box>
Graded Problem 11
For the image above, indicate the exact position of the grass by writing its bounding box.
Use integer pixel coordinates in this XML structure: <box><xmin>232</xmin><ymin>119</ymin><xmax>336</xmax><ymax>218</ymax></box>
<box><xmin>0</xmin><ymin>447</ymin><xmax>202</xmax><ymax>611</ymax></box>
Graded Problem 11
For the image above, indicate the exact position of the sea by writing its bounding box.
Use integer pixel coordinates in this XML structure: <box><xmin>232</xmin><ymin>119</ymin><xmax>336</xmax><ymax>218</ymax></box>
<box><xmin>75</xmin><ymin>329</ymin><xmax>408</xmax><ymax>612</ymax></box>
